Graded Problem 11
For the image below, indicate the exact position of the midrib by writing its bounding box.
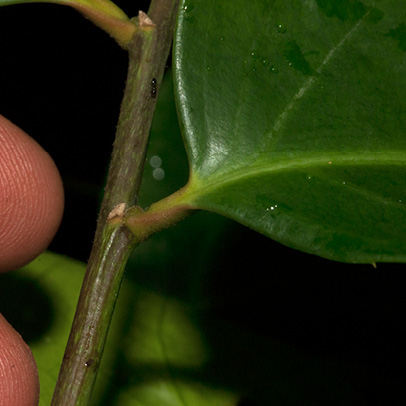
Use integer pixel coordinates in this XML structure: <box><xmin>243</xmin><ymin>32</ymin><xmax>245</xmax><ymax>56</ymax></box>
<box><xmin>187</xmin><ymin>151</ymin><xmax>406</xmax><ymax>201</ymax></box>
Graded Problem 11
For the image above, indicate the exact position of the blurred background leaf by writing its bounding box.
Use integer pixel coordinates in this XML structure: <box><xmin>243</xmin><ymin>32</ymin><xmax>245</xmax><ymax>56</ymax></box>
<box><xmin>3</xmin><ymin>245</ymin><xmax>406</xmax><ymax>405</ymax></box>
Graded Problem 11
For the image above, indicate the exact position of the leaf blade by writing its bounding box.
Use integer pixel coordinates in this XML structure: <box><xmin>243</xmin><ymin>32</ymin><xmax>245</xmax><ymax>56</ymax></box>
<box><xmin>174</xmin><ymin>0</ymin><xmax>406</xmax><ymax>262</ymax></box>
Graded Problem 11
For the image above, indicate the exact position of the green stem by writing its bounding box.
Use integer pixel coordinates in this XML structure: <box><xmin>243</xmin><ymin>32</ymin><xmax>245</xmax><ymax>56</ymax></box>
<box><xmin>123</xmin><ymin>183</ymin><xmax>197</xmax><ymax>243</ymax></box>
<box><xmin>51</xmin><ymin>1</ymin><xmax>180</xmax><ymax>404</ymax></box>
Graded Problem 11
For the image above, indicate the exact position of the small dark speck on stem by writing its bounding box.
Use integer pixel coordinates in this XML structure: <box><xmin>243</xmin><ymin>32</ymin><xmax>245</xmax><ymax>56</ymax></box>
<box><xmin>84</xmin><ymin>359</ymin><xmax>94</xmax><ymax>367</ymax></box>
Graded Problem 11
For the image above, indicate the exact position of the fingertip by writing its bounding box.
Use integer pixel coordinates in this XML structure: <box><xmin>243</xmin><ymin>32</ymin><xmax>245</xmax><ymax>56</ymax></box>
<box><xmin>0</xmin><ymin>115</ymin><xmax>64</xmax><ymax>272</ymax></box>
<box><xmin>0</xmin><ymin>313</ymin><xmax>39</xmax><ymax>406</ymax></box>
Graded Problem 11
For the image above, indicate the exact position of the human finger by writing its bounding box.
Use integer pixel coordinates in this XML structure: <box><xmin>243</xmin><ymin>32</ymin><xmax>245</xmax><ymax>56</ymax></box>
<box><xmin>0</xmin><ymin>115</ymin><xmax>64</xmax><ymax>272</ymax></box>
<box><xmin>0</xmin><ymin>313</ymin><xmax>39</xmax><ymax>406</ymax></box>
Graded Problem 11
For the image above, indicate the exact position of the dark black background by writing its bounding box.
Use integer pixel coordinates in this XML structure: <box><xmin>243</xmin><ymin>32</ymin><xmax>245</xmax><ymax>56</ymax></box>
<box><xmin>0</xmin><ymin>0</ymin><xmax>150</xmax><ymax>259</ymax></box>
<box><xmin>1</xmin><ymin>1</ymin><xmax>406</xmax><ymax>405</ymax></box>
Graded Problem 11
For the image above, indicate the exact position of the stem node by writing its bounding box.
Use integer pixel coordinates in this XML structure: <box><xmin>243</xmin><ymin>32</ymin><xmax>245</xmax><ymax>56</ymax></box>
<box><xmin>107</xmin><ymin>203</ymin><xmax>127</xmax><ymax>224</ymax></box>
<box><xmin>138</xmin><ymin>10</ymin><xmax>157</xmax><ymax>31</ymax></box>
<box><xmin>51</xmin><ymin>1</ymin><xmax>181</xmax><ymax>405</ymax></box>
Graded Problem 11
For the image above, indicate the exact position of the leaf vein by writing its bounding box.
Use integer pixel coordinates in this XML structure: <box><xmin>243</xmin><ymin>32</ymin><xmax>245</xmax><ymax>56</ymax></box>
<box><xmin>268</xmin><ymin>13</ymin><xmax>368</xmax><ymax>146</ymax></box>
<box><xmin>190</xmin><ymin>151</ymin><xmax>406</xmax><ymax>201</ymax></box>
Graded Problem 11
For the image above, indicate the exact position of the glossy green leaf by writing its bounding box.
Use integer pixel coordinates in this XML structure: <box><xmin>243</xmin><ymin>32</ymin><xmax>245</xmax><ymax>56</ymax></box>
<box><xmin>174</xmin><ymin>0</ymin><xmax>406</xmax><ymax>263</ymax></box>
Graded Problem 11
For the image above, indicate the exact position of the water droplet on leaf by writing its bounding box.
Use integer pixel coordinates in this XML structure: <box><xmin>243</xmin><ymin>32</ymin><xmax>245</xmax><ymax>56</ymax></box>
<box><xmin>270</xmin><ymin>65</ymin><xmax>278</xmax><ymax>73</ymax></box>
<box><xmin>266</xmin><ymin>204</ymin><xmax>278</xmax><ymax>212</ymax></box>
<box><xmin>183</xmin><ymin>3</ymin><xmax>195</xmax><ymax>12</ymax></box>
<box><xmin>276</xmin><ymin>22</ymin><xmax>287</xmax><ymax>33</ymax></box>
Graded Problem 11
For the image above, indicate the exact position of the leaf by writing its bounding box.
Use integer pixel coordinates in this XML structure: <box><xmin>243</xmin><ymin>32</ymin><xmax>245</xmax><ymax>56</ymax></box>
<box><xmin>6</xmin><ymin>252</ymin><xmax>85</xmax><ymax>406</ymax></box>
<box><xmin>7</xmin><ymin>252</ymin><xmax>238</xmax><ymax>405</ymax></box>
<box><xmin>107</xmin><ymin>288</ymin><xmax>239</xmax><ymax>406</ymax></box>
<box><xmin>173</xmin><ymin>0</ymin><xmax>406</xmax><ymax>263</ymax></box>
<box><xmin>15</xmin><ymin>256</ymin><xmax>231</xmax><ymax>406</ymax></box>
<box><xmin>130</xmin><ymin>69</ymin><xmax>232</xmax><ymax>299</ymax></box>
<box><xmin>11</xmin><ymin>250</ymin><xmax>400</xmax><ymax>405</ymax></box>
<box><xmin>0</xmin><ymin>0</ymin><xmax>136</xmax><ymax>47</ymax></box>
